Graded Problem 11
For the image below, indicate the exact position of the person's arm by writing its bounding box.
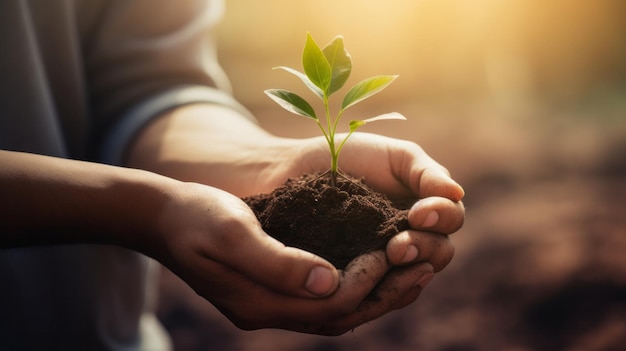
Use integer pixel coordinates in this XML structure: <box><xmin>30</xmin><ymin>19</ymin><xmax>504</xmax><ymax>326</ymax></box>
<box><xmin>0</xmin><ymin>149</ymin><xmax>169</xmax><ymax>249</ymax></box>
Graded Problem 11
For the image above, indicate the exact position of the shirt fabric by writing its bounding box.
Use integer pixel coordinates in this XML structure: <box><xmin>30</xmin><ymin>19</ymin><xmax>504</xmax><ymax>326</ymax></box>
<box><xmin>0</xmin><ymin>0</ymin><xmax>251</xmax><ymax>349</ymax></box>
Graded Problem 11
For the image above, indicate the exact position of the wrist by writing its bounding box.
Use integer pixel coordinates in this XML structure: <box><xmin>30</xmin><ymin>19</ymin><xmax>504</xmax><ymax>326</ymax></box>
<box><xmin>101</xmin><ymin>167</ymin><xmax>182</xmax><ymax>257</ymax></box>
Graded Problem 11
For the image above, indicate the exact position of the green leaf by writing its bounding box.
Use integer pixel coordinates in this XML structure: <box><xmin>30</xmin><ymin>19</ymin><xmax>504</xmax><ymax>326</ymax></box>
<box><xmin>322</xmin><ymin>36</ymin><xmax>352</xmax><ymax>96</ymax></box>
<box><xmin>264</xmin><ymin>89</ymin><xmax>317</xmax><ymax>119</ymax></box>
<box><xmin>273</xmin><ymin>66</ymin><xmax>324</xmax><ymax>100</ymax></box>
<box><xmin>349</xmin><ymin>112</ymin><xmax>407</xmax><ymax>132</ymax></box>
<box><xmin>342</xmin><ymin>75</ymin><xmax>398</xmax><ymax>110</ymax></box>
<box><xmin>303</xmin><ymin>33</ymin><xmax>332</xmax><ymax>95</ymax></box>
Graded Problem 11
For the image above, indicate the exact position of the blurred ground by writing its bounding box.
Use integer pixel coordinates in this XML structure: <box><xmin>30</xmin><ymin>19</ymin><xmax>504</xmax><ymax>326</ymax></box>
<box><xmin>157</xmin><ymin>1</ymin><xmax>626</xmax><ymax>350</ymax></box>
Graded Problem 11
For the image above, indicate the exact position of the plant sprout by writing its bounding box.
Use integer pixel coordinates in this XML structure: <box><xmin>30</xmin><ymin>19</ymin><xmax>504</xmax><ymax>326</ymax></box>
<box><xmin>265</xmin><ymin>33</ymin><xmax>406</xmax><ymax>184</ymax></box>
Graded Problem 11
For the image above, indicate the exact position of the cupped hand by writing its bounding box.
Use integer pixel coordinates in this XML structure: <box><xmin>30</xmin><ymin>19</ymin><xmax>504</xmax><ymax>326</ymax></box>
<box><xmin>149</xmin><ymin>182</ymin><xmax>446</xmax><ymax>335</ymax></box>
<box><xmin>127</xmin><ymin>106</ymin><xmax>465</xmax><ymax>332</ymax></box>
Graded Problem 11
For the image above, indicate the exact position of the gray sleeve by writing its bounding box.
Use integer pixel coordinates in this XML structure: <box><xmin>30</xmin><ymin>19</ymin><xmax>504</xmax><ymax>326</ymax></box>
<box><xmin>99</xmin><ymin>85</ymin><xmax>254</xmax><ymax>165</ymax></box>
<box><xmin>82</xmin><ymin>0</ymin><xmax>254</xmax><ymax>165</ymax></box>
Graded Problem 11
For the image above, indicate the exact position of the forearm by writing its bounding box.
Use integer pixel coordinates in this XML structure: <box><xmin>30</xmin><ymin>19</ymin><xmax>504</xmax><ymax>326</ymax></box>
<box><xmin>125</xmin><ymin>103</ymin><xmax>302</xmax><ymax>196</ymax></box>
<box><xmin>0</xmin><ymin>150</ymin><xmax>176</xmax><ymax>251</ymax></box>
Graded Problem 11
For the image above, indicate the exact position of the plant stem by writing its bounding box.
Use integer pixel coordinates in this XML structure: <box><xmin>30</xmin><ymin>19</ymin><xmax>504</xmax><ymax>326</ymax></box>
<box><xmin>324</xmin><ymin>95</ymin><xmax>339</xmax><ymax>185</ymax></box>
<box><xmin>335</xmin><ymin>129</ymin><xmax>354</xmax><ymax>161</ymax></box>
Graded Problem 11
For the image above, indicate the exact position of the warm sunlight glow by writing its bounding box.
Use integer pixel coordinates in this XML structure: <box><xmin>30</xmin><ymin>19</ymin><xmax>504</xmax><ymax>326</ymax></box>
<box><xmin>218</xmin><ymin>0</ymin><xmax>626</xmax><ymax>107</ymax></box>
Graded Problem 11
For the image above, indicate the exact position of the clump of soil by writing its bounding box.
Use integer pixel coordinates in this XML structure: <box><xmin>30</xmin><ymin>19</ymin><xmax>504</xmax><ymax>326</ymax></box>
<box><xmin>243</xmin><ymin>173</ymin><xmax>410</xmax><ymax>269</ymax></box>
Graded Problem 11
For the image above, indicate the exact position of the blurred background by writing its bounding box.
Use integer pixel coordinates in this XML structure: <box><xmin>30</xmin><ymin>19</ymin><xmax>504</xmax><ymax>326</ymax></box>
<box><xmin>157</xmin><ymin>1</ymin><xmax>626</xmax><ymax>350</ymax></box>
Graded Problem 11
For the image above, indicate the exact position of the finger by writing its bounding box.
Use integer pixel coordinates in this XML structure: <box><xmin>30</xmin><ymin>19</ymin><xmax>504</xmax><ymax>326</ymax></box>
<box><xmin>386</xmin><ymin>140</ymin><xmax>464</xmax><ymax>201</ymax></box>
<box><xmin>390</xmin><ymin>263</ymin><xmax>435</xmax><ymax>310</ymax></box>
<box><xmin>408</xmin><ymin>196</ymin><xmax>465</xmax><ymax>234</ymax></box>
<box><xmin>414</xmin><ymin>167</ymin><xmax>465</xmax><ymax>202</ymax></box>
<box><xmin>315</xmin><ymin>263</ymin><xmax>435</xmax><ymax>335</ymax></box>
<box><xmin>336</xmin><ymin>250</ymin><xmax>392</xmax><ymax>303</ymax></box>
<box><xmin>230</xmin><ymin>238</ymin><xmax>339</xmax><ymax>298</ymax></box>
<box><xmin>386</xmin><ymin>230</ymin><xmax>455</xmax><ymax>271</ymax></box>
<box><xmin>291</xmin><ymin>250</ymin><xmax>394</xmax><ymax>322</ymax></box>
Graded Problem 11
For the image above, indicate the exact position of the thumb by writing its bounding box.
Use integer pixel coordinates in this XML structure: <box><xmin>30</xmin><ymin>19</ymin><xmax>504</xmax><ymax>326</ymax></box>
<box><xmin>211</xmin><ymin>219</ymin><xmax>339</xmax><ymax>298</ymax></box>
<box><xmin>415</xmin><ymin>167</ymin><xmax>465</xmax><ymax>202</ymax></box>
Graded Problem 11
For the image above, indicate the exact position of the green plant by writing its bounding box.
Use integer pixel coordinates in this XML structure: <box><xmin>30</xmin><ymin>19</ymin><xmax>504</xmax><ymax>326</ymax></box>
<box><xmin>265</xmin><ymin>33</ymin><xmax>405</xmax><ymax>184</ymax></box>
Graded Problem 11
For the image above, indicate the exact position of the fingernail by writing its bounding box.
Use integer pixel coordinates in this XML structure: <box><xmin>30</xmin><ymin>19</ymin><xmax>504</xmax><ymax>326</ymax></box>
<box><xmin>414</xmin><ymin>272</ymin><xmax>434</xmax><ymax>289</ymax></box>
<box><xmin>401</xmin><ymin>245</ymin><xmax>418</xmax><ymax>264</ymax></box>
<box><xmin>422</xmin><ymin>211</ymin><xmax>439</xmax><ymax>228</ymax></box>
<box><xmin>305</xmin><ymin>266</ymin><xmax>336</xmax><ymax>296</ymax></box>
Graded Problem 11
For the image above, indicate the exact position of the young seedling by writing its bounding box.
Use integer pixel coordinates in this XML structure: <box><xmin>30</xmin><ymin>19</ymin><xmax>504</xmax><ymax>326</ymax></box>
<box><xmin>265</xmin><ymin>33</ymin><xmax>406</xmax><ymax>185</ymax></box>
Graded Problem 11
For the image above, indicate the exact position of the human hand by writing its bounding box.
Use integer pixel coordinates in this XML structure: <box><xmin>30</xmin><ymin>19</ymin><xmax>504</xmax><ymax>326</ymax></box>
<box><xmin>127</xmin><ymin>105</ymin><xmax>464</xmax><ymax>331</ymax></box>
<box><xmin>149</xmin><ymin>182</ymin><xmax>442</xmax><ymax>335</ymax></box>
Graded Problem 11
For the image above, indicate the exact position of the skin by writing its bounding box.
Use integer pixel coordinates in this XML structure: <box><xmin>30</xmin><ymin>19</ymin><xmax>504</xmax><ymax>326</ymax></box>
<box><xmin>0</xmin><ymin>103</ymin><xmax>464</xmax><ymax>336</ymax></box>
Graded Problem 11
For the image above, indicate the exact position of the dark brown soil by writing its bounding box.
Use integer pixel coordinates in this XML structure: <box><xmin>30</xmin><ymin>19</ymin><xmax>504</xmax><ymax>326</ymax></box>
<box><xmin>242</xmin><ymin>172</ymin><xmax>410</xmax><ymax>269</ymax></box>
